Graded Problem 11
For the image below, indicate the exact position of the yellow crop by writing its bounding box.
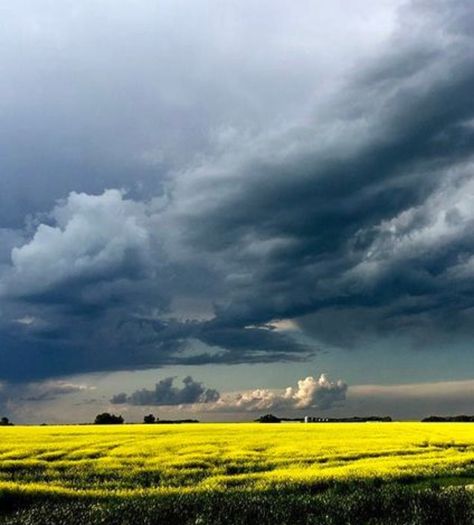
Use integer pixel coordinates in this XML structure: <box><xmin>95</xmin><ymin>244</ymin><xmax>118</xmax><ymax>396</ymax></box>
<box><xmin>1</xmin><ymin>423</ymin><xmax>474</xmax><ymax>499</ymax></box>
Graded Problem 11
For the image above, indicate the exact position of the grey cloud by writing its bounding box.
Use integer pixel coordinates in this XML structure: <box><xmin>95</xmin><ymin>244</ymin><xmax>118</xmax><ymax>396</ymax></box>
<box><xmin>0</xmin><ymin>0</ymin><xmax>390</xmax><ymax>227</ymax></box>
<box><xmin>165</xmin><ymin>0</ymin><xmax>474</xmax><ymax>343</ymax></box>
<box><xmin>0</xmin><ymin>380</ymin><xmax>91</xmax><ymax>416</ymax></box>
<box><xmin>0</xmin><ymin>309</ymin><xmax>312</xmax><ymax>381</ymax></box>
<box><xmin>21</xmin><ymin>381</ymin><xmax>92</xmax><ymax>402</ymax></box>
<box><xmin>1</xmin><ymin>1</ymin><xmax>474</xmax><ymax>381</ymax></box>
<box><xmin>111</xmin><ymin>376</ymin><xmax>220</xmax><ymax>406</ymax></box>
<box><xmin>0</xmin><ymin>229</ymin><xmax>24</xmax><ymax>265</ymax></box>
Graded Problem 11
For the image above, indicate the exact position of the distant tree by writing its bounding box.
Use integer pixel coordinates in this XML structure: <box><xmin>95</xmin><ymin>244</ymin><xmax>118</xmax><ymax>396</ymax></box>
<box><xmin>422</xmin><ymin>415</ymin><xmax>474</xmax><ymax>422</ymax></box>
<box><xmin>256</xmin><ymin>414</ymin><xmax>281</xmax><ymax>423</ymax></box>
<box><xmin>143</xmin><ymin>414</ymin><xmax>156</xmax><ymax>424</ymax></box>
<box><xmin>94</xmin><ymin>412</ymin><xmax>124</xmax><ymax>425</ymax></box>
<box><xmin>0</xmin><ymin>417</ymin><xmax>11</xmax><ymax>426</ymax></box>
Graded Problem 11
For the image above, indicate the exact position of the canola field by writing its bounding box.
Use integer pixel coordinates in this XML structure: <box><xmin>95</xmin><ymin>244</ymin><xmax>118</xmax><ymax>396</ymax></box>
<box><xmin>1</xmin><ymin>422</ymin><xmax>474</xmax><ymax>499</ymax></box>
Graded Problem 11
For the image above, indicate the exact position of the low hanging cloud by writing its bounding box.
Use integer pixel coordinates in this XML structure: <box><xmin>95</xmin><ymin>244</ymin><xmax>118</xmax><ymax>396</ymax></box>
<box><xmin>21</xmin><ymin>381</ymin><xmax>93</xmax><ymax>402</ymax></box>
<box><xmin>110</xmin><ymin>376</ymin><xmax>220</xmax><ymax>406</ymax></box>
<box><xmin>110</xmin><ymin>374</ymin><xmax>346</xmax><ymax>411</ymax></box>
<box><xmin>0</xmin><ymin>380</ymin><xmax>93</xmax><ymax>415</ymax></box>
<box><xmin>212</xmin><ymin>374</ymin><xmax>347</xmax><ymax>412</ymax></box>
<box><xmin>160</xmin><ymin>374</ymin><xmax>346</xmax><ymax>413</ymax></box>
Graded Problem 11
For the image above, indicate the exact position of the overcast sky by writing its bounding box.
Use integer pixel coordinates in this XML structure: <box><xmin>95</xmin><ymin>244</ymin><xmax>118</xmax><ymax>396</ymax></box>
<box><xmin>1</xmin><ymin>0</ymin><xmax>474</xmax><ymax>423</ymax></box>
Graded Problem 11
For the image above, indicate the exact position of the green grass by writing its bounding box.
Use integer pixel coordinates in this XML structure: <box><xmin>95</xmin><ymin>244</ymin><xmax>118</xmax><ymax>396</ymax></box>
<box><xmin>1</xmin><ymin>484</ymin><xmax>473</xmax><ymax>525</ymax></box>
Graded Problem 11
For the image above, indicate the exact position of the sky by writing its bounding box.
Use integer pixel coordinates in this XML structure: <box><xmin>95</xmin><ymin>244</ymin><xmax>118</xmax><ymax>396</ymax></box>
<box><xmin>1</xmin><ymin>0</ymin><xmax>474</xmax><ymax>423</ymax></box>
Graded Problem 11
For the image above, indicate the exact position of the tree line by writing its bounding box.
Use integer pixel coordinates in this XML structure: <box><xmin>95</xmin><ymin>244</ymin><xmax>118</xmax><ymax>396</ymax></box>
<box><xmin>93</xmin><ymin>413</ymin><xmax>199</xmax><ymax>424</ymax></box>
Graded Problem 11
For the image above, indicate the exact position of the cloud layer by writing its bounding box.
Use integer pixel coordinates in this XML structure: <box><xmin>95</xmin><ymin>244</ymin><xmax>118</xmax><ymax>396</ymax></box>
<box><xmin>1</xmin><ymin>1</ymin><xmax>474</xmax><ymax>384</ymax></box>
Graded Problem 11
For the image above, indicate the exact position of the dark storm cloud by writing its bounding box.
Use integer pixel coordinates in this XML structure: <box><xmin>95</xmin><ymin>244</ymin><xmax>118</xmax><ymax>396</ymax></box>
<box><xmin>1</xmin><ymin>1</ymin><xmax>474</xmax><ymax>381</ymax></box>
<box><xmin>111</xmin><ymin>376</ymin><xmax>220</xmax><ymax>406</ymax></box>
<box><xmin>0</xmin><ymin>0</ymin><xmax>380</xmax><ymax>227</ymax></box>
<box><xmin>168</xmin><ymin>0</ymin><xmax>474</xmax><ymax>339</ymax></box>
<box><xmin>0</xmin><ymin>294</ymin><xmax>312</xmax><ymax>382</ymax></box>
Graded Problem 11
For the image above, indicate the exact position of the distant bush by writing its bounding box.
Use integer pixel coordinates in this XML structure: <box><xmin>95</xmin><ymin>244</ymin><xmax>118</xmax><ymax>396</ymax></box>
<box><xmin>256</xmin><ymin>414</ymin><xmax>281</xmax><ymax>423</ymax></box>
<box><xmin>94</xmin><ymin>413</ymin><xmax>124</xmax><ymax>425</ymax></box>
<box><xmin>422</xmin><ymin>415</ymin><xmax>474</xmax><ymax>422</ymax></box>
<box><xmin>0</xmin><ymin>417</ymin><xmax>13</xmax><ymax>426</ymax></box>
<box><xmin>143</xmin><ymin>414</ymin><xmax>156</xmax><ymax>424</ymax></box>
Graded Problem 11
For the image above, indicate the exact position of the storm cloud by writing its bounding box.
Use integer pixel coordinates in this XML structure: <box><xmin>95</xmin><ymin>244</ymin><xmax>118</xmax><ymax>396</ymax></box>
<box><xmin>166</xmin><ymin>0</ymin><xmax>474</xmax><ymax>344</ymax></box>
<box><xmin>1</xmin><ymin>1</ymin><xmax>474</xmax><ymax>384</ymax></box>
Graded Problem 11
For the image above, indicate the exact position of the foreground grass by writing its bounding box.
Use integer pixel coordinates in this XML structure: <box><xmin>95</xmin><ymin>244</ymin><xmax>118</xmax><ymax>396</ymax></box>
<box><xmin>1</xmin><ymin>423</ymin><xmax>474</xmax><ymax>523</ymax></box>
<box><xmin>1</xmin><ymin>484</ymin><xmax>474</xmax><ymax>525</ymax></box>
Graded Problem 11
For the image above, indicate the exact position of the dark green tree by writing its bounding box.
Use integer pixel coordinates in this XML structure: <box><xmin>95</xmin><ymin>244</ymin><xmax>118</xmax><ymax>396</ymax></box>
<box><xmin>256</xmin><ymin>414</ymin><xmax>281</xmax><ymax>423</ymax></box>
<box><xmin>94</xmin><ymin>413</ymin><xmax>124</xmax><ymax>425</ymax></box>
<box><xmin>143</xmin><ymin>414</ymin><xmax>156</xmax><ymax>424</ymax></box>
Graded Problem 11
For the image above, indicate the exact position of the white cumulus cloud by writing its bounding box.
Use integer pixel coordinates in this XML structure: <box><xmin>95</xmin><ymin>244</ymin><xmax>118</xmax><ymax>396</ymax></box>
<box><xmin>209</xmin><ymin>374</ymin><xmax>347</xmax><ymax>412</ymax></box>
<box><xmin>3</xmin><ymin>189</ymin><xmax>154</xmax><ymax>298</ymax></box>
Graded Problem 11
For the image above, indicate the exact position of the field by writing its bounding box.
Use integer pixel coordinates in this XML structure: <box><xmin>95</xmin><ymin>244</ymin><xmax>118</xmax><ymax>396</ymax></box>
<box><xmin>1</xmin><ymin>422</ymin><xmax>474</xmax><ymax>524</ymax></box>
